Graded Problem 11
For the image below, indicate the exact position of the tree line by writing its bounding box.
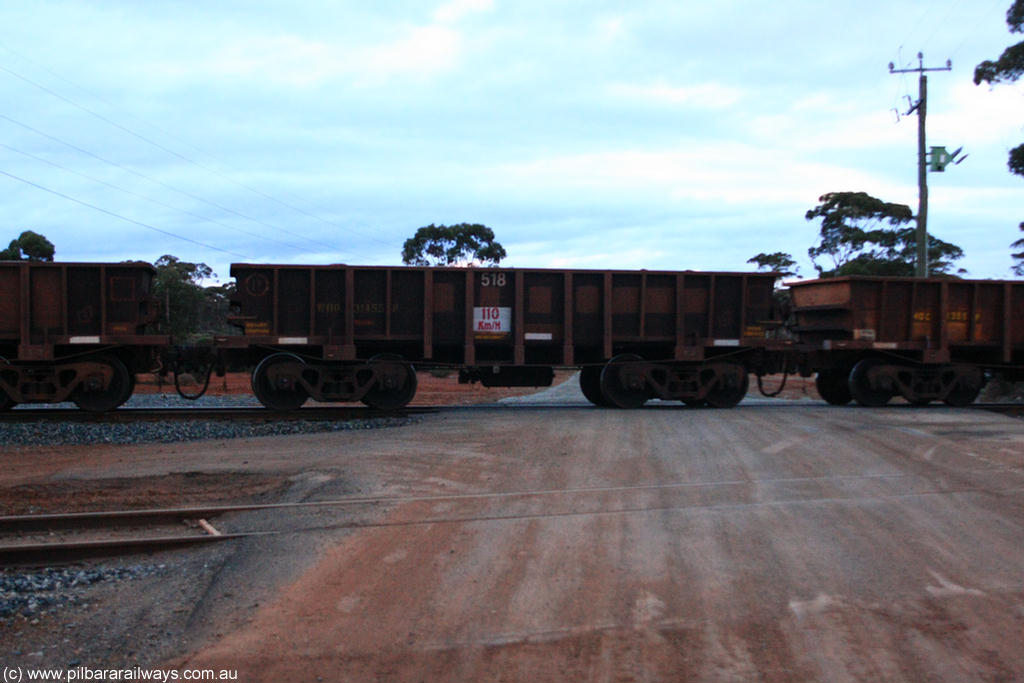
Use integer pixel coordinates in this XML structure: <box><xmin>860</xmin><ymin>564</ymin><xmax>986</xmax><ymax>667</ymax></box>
<box><xmin>977</xmin><ymin>0</ymin><xmax>1024</xmax><ymax>275</ymax></box>
<box><xmin>748</xmin><ymin>191</ymin><xmax>966</xmax><ymax>280</ymax></box>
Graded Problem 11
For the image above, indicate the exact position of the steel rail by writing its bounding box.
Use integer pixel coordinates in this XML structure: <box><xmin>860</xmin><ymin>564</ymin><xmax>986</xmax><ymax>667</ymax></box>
<box><xmin>8</xmin><ymin>476</ymin><xmax>1024</xmax><ymax>565</ymax></box>
<box><xmin>0</xmin><ymin>503</ymin><xmax>261</xmax><ymax>565</ymax></box>
<box><xmin>0</xmin><ymin>532</ymin><xmax>254</xmax><ymax>565</ymax></box>
<box><xmin>8</xmin><ymin>459</ymin><xmax>1020</xmax><ymax>534</ymax></box>
<box><xmin>2</xmin><ymin>401</ymin><xmax>1020</xmax><ymax>424</ymax></box>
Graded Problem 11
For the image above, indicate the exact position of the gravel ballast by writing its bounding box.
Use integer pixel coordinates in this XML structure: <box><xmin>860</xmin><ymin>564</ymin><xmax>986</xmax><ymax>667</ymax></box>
<box><xmin>4</xmin><ymin>394</ymin><xmax>418</xmax><ymax>447</ymax></box>
<box><xmin>1</xmin><ymin>565</ymin><xmax>167</xmax><ymax>620</ymax></box>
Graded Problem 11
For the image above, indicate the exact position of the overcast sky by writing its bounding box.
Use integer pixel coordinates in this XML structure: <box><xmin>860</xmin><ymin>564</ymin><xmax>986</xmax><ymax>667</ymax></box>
<box><xmin>1</xmin><ymin>0</ymin><xmax>1022</xmax><ymax>282</ymax></box>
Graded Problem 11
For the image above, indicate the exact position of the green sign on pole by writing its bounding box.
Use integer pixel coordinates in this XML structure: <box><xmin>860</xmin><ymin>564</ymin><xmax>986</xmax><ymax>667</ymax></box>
<box><xmin>928</xmin><ymin>145</ymin><xmax>964</xmax><ymax>172</ymax></box>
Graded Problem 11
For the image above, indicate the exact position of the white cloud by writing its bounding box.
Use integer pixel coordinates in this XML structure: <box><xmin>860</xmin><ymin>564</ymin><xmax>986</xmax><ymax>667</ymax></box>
<box><xmin>592</xmin><ymin>16</ymin><xmax>627</xmax><ymax>43</ymax></box>
<box><xmin>607</xmin><ymin>81</ymin><xmax>743</xmax><ymax>109</ymax></box>
<box><xmin>196</xmin><ymin>22</ymin><xmax>466</xmax><ymax>87</ymax></box>
<box><xmin>931</xmin><ymin>81</ymin><xmax>1024</xmax><ymax>148</ymax></box>
<box><xmin>433</xmin><ymin>0</ymin><xmax>494</xmax><ymax>24</ymax></box>
<box><xmin>359</xmin><ymin>25</ymin><xmax>464</xmax><ymax>83</ymax></box>
<box><xmin>205</xmin><ymin>35</ymin><xmax>337</xmax><ymax>86</ymax></box>
<box><xmin>747</xmin><ymin>108</ymin><xmax>915</xmax><ymax>153</ymax></box>
<box><xmin>530</xmin><ymin>248</ymin><xmax>653</xmax><ymax>270</ymax></box>
<box><xmin>490</xmin><ymin>143</ymin><xmax>900</xmax><ymax>207</ymax></box>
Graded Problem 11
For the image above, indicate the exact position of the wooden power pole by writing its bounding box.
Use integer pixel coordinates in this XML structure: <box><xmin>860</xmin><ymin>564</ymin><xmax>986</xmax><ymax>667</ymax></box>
<box><xmin>889</xmin><ymin>53</ymin><xmax>951</xmax><ymax>277</ymax></box>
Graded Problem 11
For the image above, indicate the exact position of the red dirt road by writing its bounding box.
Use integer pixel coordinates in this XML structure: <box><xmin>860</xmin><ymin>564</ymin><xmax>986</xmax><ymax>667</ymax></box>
<box><xmin>165</xmin><ymin>403</ymin><xmax>1024</xmax><ymax>682</ymax></box>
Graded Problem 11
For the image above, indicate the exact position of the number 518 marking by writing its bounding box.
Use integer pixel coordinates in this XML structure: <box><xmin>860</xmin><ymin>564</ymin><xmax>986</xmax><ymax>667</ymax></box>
<box><xmin>480</xmin><ymin>272</ymin><xmax>507</xmax><ymax>287</ymax></box>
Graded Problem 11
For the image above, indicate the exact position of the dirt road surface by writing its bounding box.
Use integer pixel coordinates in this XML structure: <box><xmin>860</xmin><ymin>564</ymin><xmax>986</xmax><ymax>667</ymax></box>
<box><xmin>3</xmin><ymin>371</ymin><xmax>1022</xmax><ymax>682</ymax></box>
<box><xmin>132</xmin><ymin>401</ymin><xmax>1024</xmax><ymax>682</ymax></box>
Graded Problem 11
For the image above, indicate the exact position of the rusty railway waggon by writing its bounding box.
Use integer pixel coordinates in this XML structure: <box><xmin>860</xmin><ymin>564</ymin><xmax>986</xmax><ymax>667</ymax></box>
<box><xmin>790</xmin><ymin>276</ymin><xmax>1024</xmax><ymax>406</ymax></box>
<box><xmin>0</xmin><ymin>261</ymin><xmax>167</xmax><ymax>411</ymax></box>
<box><xmin>218</xmin><ymin>264</ymin><xmax>781</xmax><ymax>410</ymax></box>
<box><xmin>4</xmin><ymin>259</ymin><xmax>1023</xmax><ymax>412</ymax></box>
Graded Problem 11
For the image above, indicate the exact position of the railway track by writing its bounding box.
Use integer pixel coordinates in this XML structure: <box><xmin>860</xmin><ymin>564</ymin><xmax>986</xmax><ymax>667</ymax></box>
<box><xmin>2</xmin><ymin>400</ymin><xmax>1022</xmax><ymax>423</ymax></box>
<box><xmin>976</xmin><ymin>402</ymin><xmax>1024</xmax><ymax>416</ymax></box>
<box><xmin>0</xmin><ymin>506</ymin><xmax>255</xmax><ymax>566</ymax></box>
<box><xmin>6</xmin><ymin>457</ymin><xmax>1024</xmax><ymax>566</ymax></box>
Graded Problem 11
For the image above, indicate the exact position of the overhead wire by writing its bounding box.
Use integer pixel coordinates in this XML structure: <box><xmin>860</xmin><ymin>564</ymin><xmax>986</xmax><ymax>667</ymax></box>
<box><xmin>897</xmin><ymin>0</ymin><xmax>1003</xmax><ymax>69</ymax></box>
<box><xmin>919</xmin><ymin>0</ymin><xmax>967</xmax><ymax>54</ymax></box>
<box><xmin>0</xmin><ymin>169</ymin><xmax>253</xmax><ymax>260</ymax></box>
<box><xmin>888</xmin><ymin>47</ymin><xmax>919</xmax><ymax>128</ymax></box>
<box><xmin>0</xmin><ymin>112</ymin><xmax>340</xmax><ymax>252</ymax></box>
<box><xmin>0</xmin><ymin>39</ymin><xmax>218</xmax><ymax>158</ymax></box>
<box><xmin>0</xmin><ymin>48</ymin><xmax>395</xmax><ymax>250</ymax></box>
<box><xmin>899</xmin><ymin>3</ymin><xmax>938</xmax><ymax>56</ymax></box>
<box><xmin>949</xmin><ymin>0</ymin><xmax>1008</xmax><ymax>62</ymax></box>
<box><xmin>0</xmin><ymin>142</ymin><xmax>308</xmax><ymax>253</ymax></box>
<box><xmin>889</xmin><ymin>0</ymin><xmax>985</xmax><ymax>124</ymax></box>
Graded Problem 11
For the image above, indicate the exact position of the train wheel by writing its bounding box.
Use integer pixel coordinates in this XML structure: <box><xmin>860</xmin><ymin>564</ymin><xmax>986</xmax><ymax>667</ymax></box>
<box><xmin>599</xmin><ymin>354</ymin><xmax>649</xmax><ymax>409</ymax></box>
<box><xmin>579</xmin><ymin>365</ymin><xmax>611</xmax><ymax>406</ymax></box>
<box><xmin>944</xmin><ymin>382</ymin><xmax>981</xmax><ymax>407</ymax></box>
<box><xmin>71</xmin><ymin>355</ymin><xmax>133</xmax><ymax>412</ymax></box>
<box><xmin>0</xmin><ymin>389</ymin><xmax>15</xmax><ymax>411</ymax></box>
<box><xmin>815</xmin><ymin>369</ymin><xmax>852</xmax><ymax>406</ymax></box>
<box><xmin>705</xmin><ymin>363</ymin><xmax>749</xmax><ymax>409</ymax></box>
<box><xmin>361</xmin><ymin>356</ymin><xmax>417</xmax><ymax>410</ymax></box>
<box><xmin>943</xmin><ymin>368</ymin><xmax>983</xmax><ymax>407</ymax></box>
<box><xmin>848</xmin><ymin>357</ymin><xmax>893</xmax><ymax>407</ymax></box>
<box><xmin>252</xmin><ymin>353</ymin><xmax>309</xmax><ymax>410</ymax></box>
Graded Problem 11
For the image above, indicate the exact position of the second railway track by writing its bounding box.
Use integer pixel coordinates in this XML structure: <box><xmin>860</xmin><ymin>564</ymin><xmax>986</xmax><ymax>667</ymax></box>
<box><xmin>0</xmin><ymin>506</ymin><xmax>253</xmax><ymax>566</ymax></box>
<box><xmin>6</xmin><ymin>459</ymin><xmax>1024</xmax><ymax>566</ymax></box>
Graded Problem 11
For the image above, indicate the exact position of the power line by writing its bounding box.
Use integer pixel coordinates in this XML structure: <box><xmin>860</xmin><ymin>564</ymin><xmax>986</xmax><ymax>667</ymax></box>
<box><xmin>890</xmin><ymin>47</ymin><xmax>915</xmax><ymax>120</ymax></box>
<box><xmin>900</xmin><ymin>4</ymin><xmax>939</xmax><ymax>53</ymax></box>
<box><xmin>0</xmin><ymin>50</ymin><xmax>394</xmax><ymax>249</ymax></box>
<box><xmin>0</xmin><ymin>168</ymin><xmax>254</xmax><ymax>260</ymax></box>
<box><xmin>0</xmin><ymin>39</ymin><xmax>213</xmax><ymax>156</ymax></box>
<box><xmin>949</xmin><ymin>0</ymin><xmax>1007</xmax><ymax>60</ymax></box>
<box><xmin>0</xmin><ymin>112</ymin><xmax>341</xmax><ymax>253</ymax></box>
<box><xmin>919</xmin><ymin>0</ymin><xmax>967</xmax><ymax>52</ymax></box>
<box><xmin>1</xmin><ymin>142</ymin><xmax>309</xmax><ymax>253</ymax></box>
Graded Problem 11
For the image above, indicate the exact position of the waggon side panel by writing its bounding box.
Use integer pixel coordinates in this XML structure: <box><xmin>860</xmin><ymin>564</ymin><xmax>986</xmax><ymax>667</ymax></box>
<box><xmin>225</xmin><ymin>264</ymin><xmax>778</xmax><ymax>366</ymax></box>
<box><xmin>0</xmin><ymin>261</ymin><xmax>165</xmax><ymax>361</ymax></box>
<box><xmin>789</xmin><ymin>276</ymin><xmax>1024</xmax><ymax>366</ymax></box>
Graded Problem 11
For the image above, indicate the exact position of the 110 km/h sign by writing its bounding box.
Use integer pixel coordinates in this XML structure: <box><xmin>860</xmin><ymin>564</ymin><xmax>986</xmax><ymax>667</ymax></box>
<box><xmin>473</xmin><ymin>306</ymin><xmax>511</xmax><ymax>337</ymax></box>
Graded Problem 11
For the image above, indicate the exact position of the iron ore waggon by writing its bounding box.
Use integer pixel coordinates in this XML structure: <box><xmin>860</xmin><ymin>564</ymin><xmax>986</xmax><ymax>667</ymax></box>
<box><xmin>0</xmin><ymin>261</ymin><xmax>167</xmax><ymax>411</ymax></box>
<box><xmin>4</xmin><ymin>259</ymin><xmax>1023</xmax><ymax>412</ymax></box>
<box><xmin>218</xmin><ymin>264</ymin><xmax>780</xmax><ymax>409</ymax></box>
<box><xmin>790</xmin><ymin>276</ymin><xmax>1024</xmax><ymax>406</ymax></box>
